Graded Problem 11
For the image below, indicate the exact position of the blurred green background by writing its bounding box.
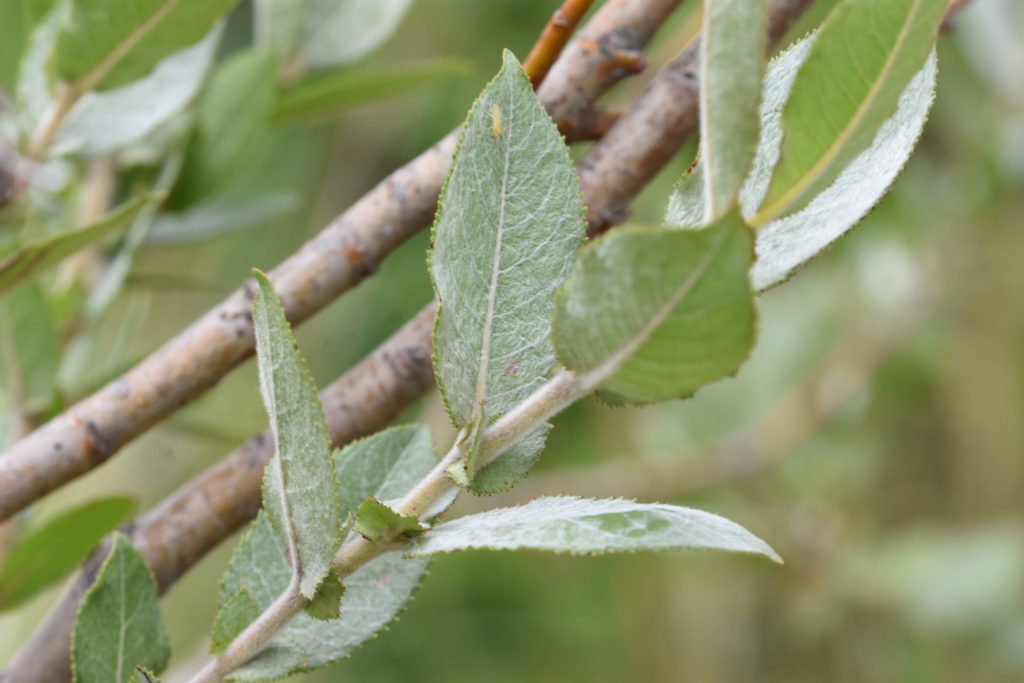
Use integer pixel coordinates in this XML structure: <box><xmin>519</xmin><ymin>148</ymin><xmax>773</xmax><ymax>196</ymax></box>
<box><xmin>2</xmin><ymin>0</ymin><xmax>1023</xmax><ymax>681</ymax></box>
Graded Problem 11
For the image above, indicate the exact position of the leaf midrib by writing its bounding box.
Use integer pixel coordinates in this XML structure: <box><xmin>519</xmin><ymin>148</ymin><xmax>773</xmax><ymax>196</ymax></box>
<box><xmin>750</xmin><ymin>0</ymin><xmax>924</xmax><ymax>228</ymax></box>
<box><xmin>472</xmin><ymin>99</ymin><xmax>514</xmax><ymax>422</ymax></box>
<box><xmin>71</xmin><ymin>0</ymin><xmax>184</xmax><ymax>94</ymax></box>
<box><xmin>583</xmin><ymin>226</ymin><xmax>733</xmax><ymax>389</ymax></box>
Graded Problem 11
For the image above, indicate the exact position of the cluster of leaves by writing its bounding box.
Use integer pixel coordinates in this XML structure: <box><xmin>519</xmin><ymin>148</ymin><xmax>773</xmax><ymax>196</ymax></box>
<box><xmin>0</xmin><ymin>0</ymin><xmax>950</xmax><ymax>681</ymax></box>
<box><xmin>0</xmin><ymin>0</ymin><xmax>462</xmax><ymax>447</ymax></box>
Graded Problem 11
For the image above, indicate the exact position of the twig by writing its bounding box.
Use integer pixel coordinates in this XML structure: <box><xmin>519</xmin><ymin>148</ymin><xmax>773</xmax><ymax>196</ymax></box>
<box><xmin>193</xmin><ymin>368</ymin><xmax>586</xmax><ymax>681</ymax></box>
<box><xmin>5</xmin><ymin>0</ymin><xmax>820</xmax><ymax>678</ymax></box>
<box><xmin>1</xmin><ymin>2</ymin><xmax>690</xmax><ymax>676</ymax></box>
<box><xmin>0</xmin><ymin>0</ymin><xmax>685</xmax><ymax>525</ymax></box>
<box><xmin>523</xmin><ymin>0</ymin><xmax>597</xmax><ymax>88</ymax></box>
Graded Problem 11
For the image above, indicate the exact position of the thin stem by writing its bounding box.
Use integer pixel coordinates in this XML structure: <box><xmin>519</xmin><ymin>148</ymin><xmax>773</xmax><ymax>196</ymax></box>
<box><xmin>189</xmin><ymin>575</ymin><xmax>304</xmax><ymax>683</ymax></box>
<box><xmin>192</xmin><ymin>369</ymin><xmax>587</xmax><ymax>681</ymax></box>
<box><xmin>27</xmin><ymin>86</ymin><xmax>81</xmax><ymax>160</ymax></box>
<box><xmin>523</xmin><ymin>0</ymin><xmax>596</xmax><ymax>87</ymax></box>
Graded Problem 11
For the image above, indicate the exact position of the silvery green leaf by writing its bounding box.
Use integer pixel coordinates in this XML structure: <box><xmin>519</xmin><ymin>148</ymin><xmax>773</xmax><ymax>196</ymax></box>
<box><xmin>333</xmin><ymin>424</ymin><xmax>436</xmax><ymax>518</ymax></box>
<box><xmin>54</xmin><ymin>0</ymin><xmax>239</xmax><ymax>90</ymax></box>
<box><xmin>749</xmin><ymin>51</ymin><xmax>937</xmax><ymax>290</ymax></box>
<box><xmin>71</xmin><ymin>534</ymin><xmax>170</xmax><ymax>683</ymax></box>
<box><xmin>552</xmin><ymin>215</ymin><xmax>756</xmax><ymax>406</ymax></box>
<box><xmin>252</xmin><ymin>271</ymin><xmax>340</xmax><ymax>599</ymax></box>
<box><xmin>749</xmin><ymin>0</ymin><xmax>947</xmax><ymax>224</ymax></box>
<box><xmin>209</xmin><ymin>588</ymin><xmax>260</xmax><ymax>653</ymax></box>
<box><xmin>255</xmin><ymin>0</ymin><xmax>413</xmax><ymax>69</ymax></box>
<box><xmin>407</xmin><ymin>496</ymin><xmax>781</xmax><ymax>562</ymax></box>
<box><xmin>431</xmin><ymin>50</ymin><xmax>583</xmax><ymax>482</ymax></box>
<box><xmin>687</xmin><ymin>0</ymin><xmax>766</xmax><ymax>225</ymax></box>
<box><xmin>54</xmin><ymin>24</ymin><xmax>222</xmax><ymax>157</ymax></box>
<box><xmin>218</xmin><ymin>513</ymin><xmax>428</xmax><ymax>681</ymax></box>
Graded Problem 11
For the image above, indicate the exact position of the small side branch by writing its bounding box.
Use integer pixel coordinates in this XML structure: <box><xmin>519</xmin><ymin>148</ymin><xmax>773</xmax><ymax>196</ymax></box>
<box><xmin>523</xmin><ymin>0</ymin><xmax>597</xmax><ymax>87</ymax></box>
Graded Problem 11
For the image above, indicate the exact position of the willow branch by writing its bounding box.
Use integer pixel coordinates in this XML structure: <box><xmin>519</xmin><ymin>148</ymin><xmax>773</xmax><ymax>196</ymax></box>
<box><xmin>0</xmin><ymin>0</ymin><xmax>686</xmax><ymax>524</ymax></box>
<box><xmin>523</xmin><ymin>0</ymin><xmax>597</xmax><ymax>88</ymax></box>
<box><xmin>3</xmin><ymin>0</ymin><xmax>821</xmax><ymax>678</ymax></box>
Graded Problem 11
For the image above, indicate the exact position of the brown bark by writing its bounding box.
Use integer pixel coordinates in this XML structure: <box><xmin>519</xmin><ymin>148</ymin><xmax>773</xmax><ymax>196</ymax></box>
<box><xmin>0</xmin><ymin>0</ymin><xmax>686</xmax><ymax>523</ymax></box>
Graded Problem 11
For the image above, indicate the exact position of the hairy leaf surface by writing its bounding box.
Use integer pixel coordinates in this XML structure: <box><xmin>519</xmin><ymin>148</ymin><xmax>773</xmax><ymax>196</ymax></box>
<box><xmin>71</xmin><ymin>534</ymin><xmax>169</xmax><ymax>683</ymax></box>
<box><xmin>333</xmin><ymin>425</ymin><xmax>436</xmax><ymax>517</ymax></box>
<box><xmin>219</xmin><ymin>514</ymin><xmax>428</xmax><ymax>681</ymax></box>
<box><xmin>0</xmin><ymin>497</ymin><xmax>135</xmax><ymax>611</ymax></box>
<box><xmin>552</xmin><ymin>216</ymin><xmax>755</xmax><ymax>405</ymax></box>
<box><xmin>252</xmin><ymin>271</ymin><xmax>340</xmax><ymax>599</ymax></box>
<box><xmin>749</xmin><ymin>51</ymin><xmax>937</xmax><ymax>290</ymax></box>
<box><xmin>750</xmin><ymin>0</ymin><xmax>947</xmax><ymax>224</ymax></box>
<box><xmin>667</xmin><ymin>36</ymin><xmax>937</xmax><ymax>291</ymax></box>
<box><xmin>55</xmin><ymin>0</ymin><xmax>239</xmax><ymax>90</ymax></box>
<box><xmin>431</xmin><ymin>50</ymin><xmax>583</xmax><ymax>482</ymax></box>
<box><xmin>407</xmin><ymin>496</ymin><xmax>781</xmax><ymax>562</ymax></box>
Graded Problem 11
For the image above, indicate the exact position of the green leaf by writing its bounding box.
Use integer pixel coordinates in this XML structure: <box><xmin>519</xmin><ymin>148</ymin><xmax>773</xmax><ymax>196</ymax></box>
<box><xmin>55</xmin><ymin>23</ymin><xmax>223</xmax><ymax>157</ymax></box>
<box><xmin>552</xmin><ymin>215</ymin><xmax>756</xmax><ymax>405</ymax></box>
<box><xmin>0</xmin><ymin>497</ymin><xmax>135</xmax><ymax>611</ymax></box>
<box><xmin>684</xmin><ymin>0</ymin><xmax>766</xmax><ymax>225</ymax></box>
<box><xmin>252</xmin><ymin>270</ymin><xmax>341</xmax><ymax>599</ymax></box>
<box><xmin>333</xmin><ymin>424</ymin><xmax>437</xmax><ymax>518</ymax></box>
<box><xmin>129</xmin><ymin>667</ymin><xmax>159</xmax><ymax>683</ymax></box>
<box><xmin>0</xmin><ymin>195</ymin><xmax>154</xmax><ymax>296</ymax></box>
<box><xmin>218</xmin><ymin>513</ymin><xmax>428</xmax><ymax>680</ymax></box>
<box><xmin>210</xmin><ymin>587</ymin><xmax>260</xmax><ymax>653</ymax></box>
<box><xmin>54</xmin><ymin>0</ymin><xmax>240</xmax><ymax>91</ymax></box>
<box><xmin>0</xmin><ymin>0</ymin><xmax>30</xmax><ymax>91</ymax></box>
<box><xmin>71</xmin><ymin>533</ymin><xmax>170</xmax><ymax>683</ymax></box>
<box><xmin>749</xmin><ymin>0</ymin><xmax>947</xmax><ymax>225</ymax></box>
<box><xmin>272</xmin><ymin>58</ymin><xmax>471</xmax><ymax>126</ymax></box>
<box><xmin>406</xmin><ymin>496</ymin><xmax>781</xmax><ymax>562</ymax></box>
<box><xmin>145</xmin><ymin>193</ymin><xmax>297</xmax><ymax>245</ymax></box>
<box><xmin>748</xmin><ymin>50</ymin><xmax>937</xmax><ymax>290</ymax></box>
<box><xmin>0</xmin><ymin>281</ymin><xmax>60</xmax><ymax>411</ymax></box>
<box><xmin>303</xmin><ymin>568</ymin><xmax>344</xmax><ymax>621</ymax></box>
<box><xmin>471</xmin><ymin>423</ymin><xmax>549</xmax><ymax>495</ymax></box>
<box><xmin>174</xmin><ymin>47</ymin><xmax>279</xmax><ymax>203</ymax></box>
<box><xmin>430</xmin><ymin>50</ymin><xmax>584</xmax><ymax>482</ymax></box>
<box><xmin>255</xmin><ymin>0</ymin><xmax>413</xmax><ymax>69</ymax></box>
<box><xmin>354</xmin><ymin>498</ymin><xmax>425</xmax><ymax>543</ymax></box>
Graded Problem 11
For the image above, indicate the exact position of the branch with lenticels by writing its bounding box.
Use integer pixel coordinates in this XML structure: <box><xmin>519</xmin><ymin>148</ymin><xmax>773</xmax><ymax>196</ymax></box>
<box><xmin>0</xmin><ymin>1</ymin><xmax>815</xmax><ymax>679</ymax></box>
<box><xmin>1</xmin><ymin>1</ymin><xmax>818</xmax><ymax>680</ymax></box>
<box><xmin>0</xmin><ymin>0</ymin><xmax>684</xmax><ymax>524</ymax></box>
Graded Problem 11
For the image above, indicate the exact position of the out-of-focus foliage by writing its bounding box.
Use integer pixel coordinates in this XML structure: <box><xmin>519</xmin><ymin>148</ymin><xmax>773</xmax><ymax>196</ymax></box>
<box><xmin>1</xmin><ymin>0</ymin><xmax>1023</xmax><ymax>681</ymax></box>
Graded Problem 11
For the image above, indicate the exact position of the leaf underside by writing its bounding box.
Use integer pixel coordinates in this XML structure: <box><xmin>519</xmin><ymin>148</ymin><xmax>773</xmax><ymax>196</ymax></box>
<box><xmin>252</xmin><ymin>271</ymin><xmax>340</xmax><ymax>599</ymax></box>
<box><xmin>430</xmin><ymin>49</ymin><xmax>584</xmax><ymax>486</ymax></box>
<box><xmin>407</xmin><ymin>496</ymin><xmax>781</xmax><ymax>563</ymax></box>
<box><xmin>750</xmin><ymin>0</ymin><xmax>947</xmax><ymax>224</ymax></box>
